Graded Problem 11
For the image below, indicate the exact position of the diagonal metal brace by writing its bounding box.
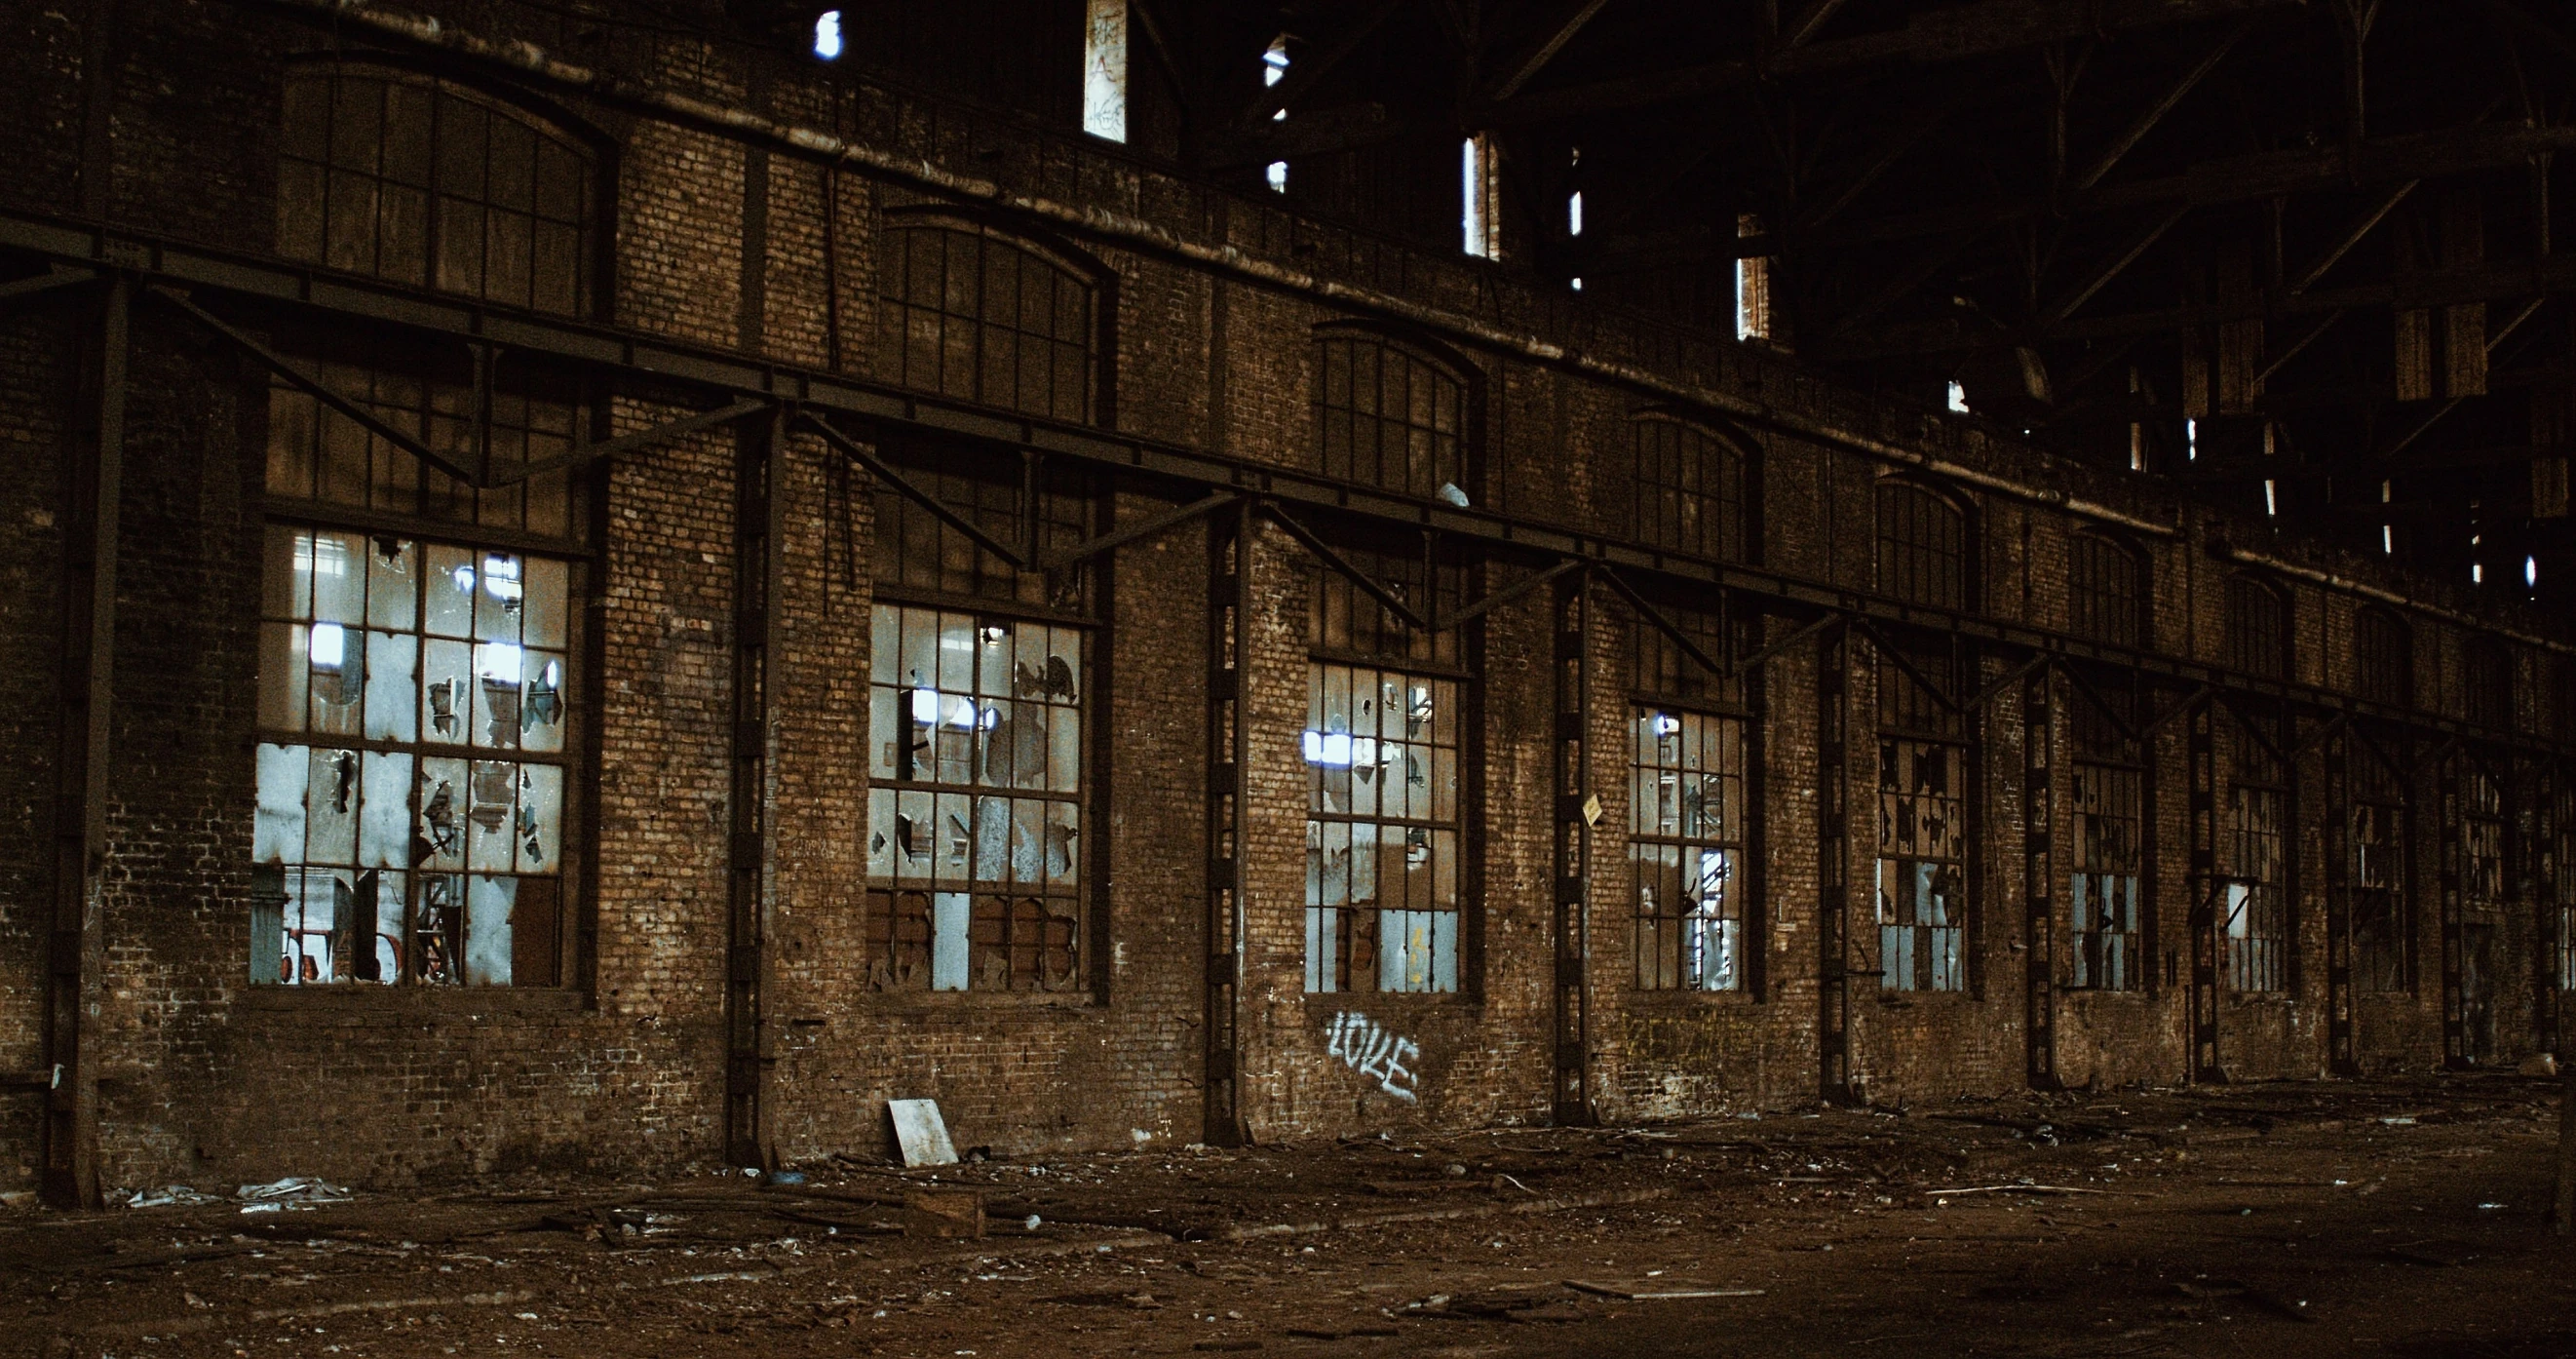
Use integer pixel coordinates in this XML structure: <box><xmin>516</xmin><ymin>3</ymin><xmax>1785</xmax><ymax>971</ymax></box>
<box><xmin>1965</xmin><ymin>653</ymin><xmax>2051</xmax><ymax>714</ymax></box>
<box><xmin>1433</xmin><ymin>559</ymin><xmax>1586</xmax><ymax>633</ymax></box>
<box><xmin>149</xmin><ymin>284</ymin><xmax>482</xmax><ymax>487</ymax></box>
<box><xmin>0</xmin><ymin>265</ymin><xmax>97</xmax><ymax>312</ymax></box>
<box><xmin>1039</xmin><ymin>491</ymin><xmax>1240</xmax><ymax>572</ymax></box>
<box><xmin>2057</xmin><ymin>661</ymin><xmax>2144</xmax><ymax>742</ymax></box>
<box><xmin>1262</xmin><ymin>503</ymin><xmax>1431</xmax><ymax>633</ymax></box>
<box><xmin>503</xmin><ymin>398</ymin><xmax>773</xmax><ymax>485</ymax></box>
<box><xmin>1848</xmin><ymin>617</ymin><xmax>1963</xmax><ymax>712</ymax></box>
<box><xmin>2288</xmin><ymin>709</ymin><xmax>2352</xmax><ymax>759</ymax></box>
<box><xmin>1732</xmin><ymin>609</ymin><xmax>1846</xmax><ymax>676</ymax></box>
<box><xmin>798</xmin><ymin>412</ymin><xmax>1030</xmax><ymax>570</ymax></box>
<box><xmin>2135</xmin><ymin>683</ymin><xmax>2212</xmax><ymax>741</ymax></box>
<box><xmin>1595</xmin><ymin>566</ymin><xmax>1729</xmax><ymax>680</ymax></box>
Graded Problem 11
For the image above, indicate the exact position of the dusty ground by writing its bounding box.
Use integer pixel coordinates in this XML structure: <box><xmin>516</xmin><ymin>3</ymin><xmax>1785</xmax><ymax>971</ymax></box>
<box><xmin>10</xmin><ymin>1074</ymin><xmax>2574</xmax><ymax>1359</ymax></box>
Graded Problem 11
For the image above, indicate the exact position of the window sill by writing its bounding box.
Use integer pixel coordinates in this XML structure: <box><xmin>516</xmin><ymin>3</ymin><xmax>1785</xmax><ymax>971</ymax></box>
<box><xmin>1298</xmin><ymin>990</ymin><xmax>1479</xmax><ymax>1015</ymax></box>
<box><xmin>1622</xmin><ymin>988</ymin><xmax>1761</xmax><ymax>1009</ymax></box>
<box><xmin>237</xmin><ymin>986</ymin><xmax>589</xmax><ymax>1016</ymax></box>
<box><xmin>856</xmin><ymin>990</ymin><xmax>1101</xmax><ymax>1014</ymax></box>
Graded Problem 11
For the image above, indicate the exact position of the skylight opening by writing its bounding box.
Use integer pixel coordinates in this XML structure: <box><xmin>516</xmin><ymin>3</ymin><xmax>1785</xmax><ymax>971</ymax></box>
<box><xmin>813</xmin><ymin>10</ymin><xmax>843</xmax><ymax>59</ymax></box>
<box><xmin>1946</xmin><ymin>381</ymin><xmax>1969</xmax><ymax>413</ymax></box>
<box><xmin>1081</xmin><ymin>0</ymin><xmax>1128</xmax><ymax>142</ymax></box>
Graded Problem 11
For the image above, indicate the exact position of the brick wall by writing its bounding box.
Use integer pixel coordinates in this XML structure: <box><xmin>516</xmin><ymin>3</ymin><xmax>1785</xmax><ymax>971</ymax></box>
<box><xmin>0</xmin><ymin>0</ymin><xmax>2558</xmax><ymax>1196</ymax></box>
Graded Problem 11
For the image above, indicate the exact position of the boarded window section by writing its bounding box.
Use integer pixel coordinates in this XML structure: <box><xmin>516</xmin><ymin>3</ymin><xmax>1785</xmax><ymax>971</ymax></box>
<box><xmin>2068</xmin><ymin>758</ymin><xmax>2142</xmax><ymax>990</ymax></box>
<box><xmin>1304</xmin><ymin>664</ymin><xmax>1461</xmax><ymax>993</ymax></box>
<box><xmin>1633</xmin><ymin>415</ymin><xmax>1748</xmax><ymax>562</ymax></box>
<box><xmin>2353</xmin><ymin>757</ymin><xmax>2409</xmax><ymax>992</ymax></box>
<box><xmin>877</xmin><ymin>223</ymin><xmax>1096</xmax><ymax>423</ymax></box>
<box><xmin>2224</xmin><ymin>575</ymin><xmax>2289</xmax><ymax>680</ymax></box>
<box><xmin>1631</xmin><ymin>707</ymin><xmax>1744</xmax><ymax>991</ymax></box>
<box><xmin>2354</xmin><ymin>608</ymin><xmax>2414</xmax><ymax>708</ymax></box>
<box><xmin>1877</xmin><ymin>482</ymin><xmax>1969</xmax><ymax>611</ymax></box>
<box><xmin>2066</xmin><ymin>534</ymin><xmax>2143</xmax><ymax>647</ymax></box>
<box><xmin>2464</xmin><ymin>767</ymin><xmax>2507</xmax><ymax>911</ymax></box>
<box><xmin>1878</xmin><ymin>735</ymin><xmax>1966</xmax><ymax>992</ymax></box>
<box><xmin>868</xmin><ymin>441</ymin><xmax>1092</xmax><ymax>610</ymax></box>
<box><xmin>265</xmin><ymin>365</ymin><xmax>580</xmax><ymax>541</ymax></box>
<box><xmin>278</xmin><ymin>66</ymin><xmax>594</xmax><ymax>315</ymax></box>
<box><xmin>252</xmin><ymin>527</ymin><xmax>573</xmax><ymax>987</ymax></box>
<box><xmin>1315</xmin><ymin>335</ymin><xmax>1466</xmax><ymax>500</ymax></box>
<box><xmin>864</xmin><ymin>603</ymin><xmax>1084</xmax><ymax>992</ymax></box>
<box><xmin>2225</xmin><ymin>785</ymin><xmax>2288</xmax><ymax>991</ymax></box>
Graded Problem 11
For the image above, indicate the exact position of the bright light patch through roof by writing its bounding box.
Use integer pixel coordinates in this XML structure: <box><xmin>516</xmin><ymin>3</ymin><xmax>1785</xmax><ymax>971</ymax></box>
<box><xmin>813</xmin><ymin>10</ymin><xmax>843</xmax><ymax>59</ymax></box>
<box><xmin>1946</xmin><ymin>381</ymin><xmax>1969</xmax><ymax>413</ymax></box>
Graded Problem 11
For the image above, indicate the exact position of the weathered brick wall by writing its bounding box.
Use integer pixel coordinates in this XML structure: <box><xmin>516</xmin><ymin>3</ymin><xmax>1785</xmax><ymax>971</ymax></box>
<box><xmin>0</xmin><ymin>0</ymin><xmax>2561</xmax><ymax>1197</ymax></box>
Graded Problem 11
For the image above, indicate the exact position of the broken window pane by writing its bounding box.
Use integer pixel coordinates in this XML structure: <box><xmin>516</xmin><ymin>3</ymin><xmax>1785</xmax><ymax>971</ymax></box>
<box><xmin>1877</xmin><ymin>735</ymin><xmax>1967</xmax><ymax>992</ymax></box>
<box><xmin>1632</xmin><ymin>705</ymin><xmax>1745</xmax><ymax>992</ymax></box>
<box><xmin>1304</xmin><ymin>661</ymin><xmax>1461</xmax><ymax>994</ymax></box>
<box><xmin>254</xmin><ymin>525</ymin><xmax>575</xmax><ymax>986</ymax></box>
<box><xmin>2224</xmin><ymin>784</ymin><xmax>2287</xmax><ymax>992</ymax></box>
<box><xmin>2068</xmin><ymin>761</ymin><xmax>2142</xmax><ymax>990</ymax></box>
<box><xmin>866</xmin><ymin>602</ymin><xmax>1088</xmax><ymax>993</ymax></box>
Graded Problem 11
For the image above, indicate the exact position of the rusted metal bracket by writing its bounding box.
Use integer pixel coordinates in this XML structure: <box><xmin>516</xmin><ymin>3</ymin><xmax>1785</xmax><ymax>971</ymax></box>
<box><xmin>1041</xmin><ymin>491</ymin><xmax>1241</xmax><ymax>572</ymax></box>
<box><xmin>512</xmin><ymin>398</ymin><xmax>775</xmax><ymax>485</ymax></box>
<box><xmin>0</xmin><ymin>264</ymin><xmax>97</xmax><ymax>312</ymax></box>
<box><xmin>1595</xmin><ymin>565</ymin><xmax>1728</xmax><ymax>679</ymax></box>
<box><xmin>1848</xmin><ymin>617</ymin><xmax>1964</xmax><ymax>712</ymax></box>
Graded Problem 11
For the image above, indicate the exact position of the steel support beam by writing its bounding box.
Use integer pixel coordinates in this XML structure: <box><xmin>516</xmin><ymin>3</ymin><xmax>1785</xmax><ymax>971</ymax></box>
<box><xmin>1818</xmin><ymin>626</ymin><xmax>1855</xmax><ymax>1103</ymax></box>
<box><xmin>2189</xmin><ymin>698</ymin><xmax>2224</xmax><ymax>1082</ymax></box>
<box><xmin>723</xmin><ymin>406</ymin><xmax>786</xmax><ymax>1169</ymax></box>
<box><xmin>2023</xmin><ymin>663</ymin><xmax>2058</xmax><ymax>1089</ymax></box>
<box><xmin>43</xmin><ymin>275</ymin><xmax>125</xmax><ymax>1210</ymax></box>
<box><xmin>1551</xmin><ymin>571</ymin><xmax>1594</xmax><ymax>1125</ymax></box>
<box><xmin>2325</xmin><ymin>727</ymin><xmax>2359</xmax><ymax>1075</ymax></box>
<box><xmin>1203</xmin><ymin>501</ymin><xmax>1250</xmax><ymax>1146</ymax></box>
<box><xmin>2441</xmin><ymin>753</ymin><xmax>2468</xmax><ymax>1068</ymax></box>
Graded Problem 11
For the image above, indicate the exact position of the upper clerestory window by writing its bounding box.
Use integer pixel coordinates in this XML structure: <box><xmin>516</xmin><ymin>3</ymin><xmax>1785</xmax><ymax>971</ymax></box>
<box><xmin>1315</xmin><ymin>331</ymin><xmax>1469</xmax><ymax>503</ymax></box>
<box><xmin>278</xmin><ymin>64</ymin><xmax>599</xmax><ymax>317</ymax></box>
<box><xmin>877</xmin><ymin>218</ymin><xmax>1101</xmax><ymax>425</ymax></box>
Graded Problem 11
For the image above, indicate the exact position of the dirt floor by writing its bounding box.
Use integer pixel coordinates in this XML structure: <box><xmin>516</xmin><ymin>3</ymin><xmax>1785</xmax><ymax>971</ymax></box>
<box><xmin>11</xmin><ymin>1074</ymin><xmax>2576</xmax><ymax>1359</ymax></box>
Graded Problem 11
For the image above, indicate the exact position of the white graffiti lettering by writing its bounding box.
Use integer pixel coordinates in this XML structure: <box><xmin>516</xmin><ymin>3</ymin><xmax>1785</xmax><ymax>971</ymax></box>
<box><xmin>1323</xmin><ymin>1011</ymin><xmax>1420</xmax><ymax>1103</ymax></box>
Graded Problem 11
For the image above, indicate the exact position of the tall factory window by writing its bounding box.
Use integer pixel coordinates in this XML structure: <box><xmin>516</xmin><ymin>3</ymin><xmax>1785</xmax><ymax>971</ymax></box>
<box><xmin>2067</xmin><ymin>697</ymin><xmax>2142</xmax><ymax>990</ymax></box>
<box><xmin>2353</xmin><ymin>754</ymin><xmax>2411</xmax><ymax>992</ymax></box>
<box><xmin>2224</xmin><ymin>574</ymin><xmax>2290</xmax><ymax>680</ymax></box>
<box><xmin>1633</xmin><ymin>413</ymin><xmax>1749</xmax><ymax>563</ymax></box>
<box><xmin>1627</xmin><ymin>602</ymin><xmax>1749</xmax><ymax>992</ymax></box>
<box><xmin>1304</xmin><ymin>537</ymin><xmax>1467</xmax><ymax>993</ymax></box>
<box><xmin>2223</xmin><ymin>727</ymin><xmax>2289</xmax><ymax>994</ymax></box>
<box><xmin>878</xmin><ymin>218</ymin><xmax>1098</xmax><ymax>424</ymax></box>
<box><xmin>278</xmin><ymin>63</ymin><xmax>597</xmax><ymax>316</ymax></box>
<box><xmin>2354</xmin><ymin>607</ymin><xmax>2414</xmax><ymax>708</ymax></box>
<box><xmin>2066</xmin><ymin>532</ymin><xmax>2144</xmax><ymax>647</ymax></box>
<box><xmin>2558</xmin><ymin>783</ymin><xmax>2576</xmax><ymax>990</ymax></box>
<box><xmin>1874</xmin><ymin>481</ymin><xmax>1973</xmax><ymax>991</ymax></box>
<box><xmin>2464</xmin><ymin>766</ymin><xmax>2507</xmax><ymax>912</ymax></box>
<box><xmin>1080</xmin><ymin>0</ymin><xmax>1128</xmax><ymax>142</ymax></box>
<box><xmin>865</xmin><ymin>442</ymin><xmax>1095</xmax><ymax>992</ymax></box>
<box><xmin>1315</xmin><ymin>332</ymin><xmax>1468</xmax><ymax>502</ymax></box>
<box><xmin>865</xmin><ymin>606</ymin><xmax>1086</xmax><ymax>993</ymax></box>
<box><xmin>253</xmin><ymin>527</ymin><xmax>577</xmax><ymax>988</ymax></box>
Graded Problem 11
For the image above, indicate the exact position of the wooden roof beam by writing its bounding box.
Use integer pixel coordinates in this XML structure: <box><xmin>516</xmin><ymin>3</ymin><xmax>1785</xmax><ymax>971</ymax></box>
<box><xmin>1484</xmin><ymin>0</ymin><xmax>1617</xmax><ymax>101</ymax></box>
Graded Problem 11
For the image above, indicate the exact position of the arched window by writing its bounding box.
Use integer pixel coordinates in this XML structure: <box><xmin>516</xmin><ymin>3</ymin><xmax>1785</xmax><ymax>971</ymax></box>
<box><xmin>1876</xmin><ymin>481</ymin><xmax>1971</xmax><ymax>611</ymax></box>
<box><xmin>278</xmin><ymin>64</ymin><xmax>597</xmax><ymax>316</ymax></box>
<box><xmin>1632</xmin><ymin>413</ymin><xmax>1749</xmax><ymax>562</ymax></box>
<box><xmin>877</xmin><ymin>218</ymin><xmax>1099</xmax><ymax>423</ymax></box>
<box><xmin>1315</xmin><ymin>332</ymin><xmax>1467</xmax><ymax>500</ymax></box>
<box><xmin>2066</xmin><ymin>533</ymin><xmax>2144</xmax><ymax>647</ymax></box>
<box><xmin>2464</xmin><ymin>638</ymin><xmax>2513</xmax><ymax>730</ymax></box>
<box><xmin>2354</xmin><ymin>607</ymin><xmax>2414</xmax><ymax>708</ymax></box>
<box><xmin>2224</xmin><ymin>574</ymin><xmax>2290</xmax><ymax>680</ymax></box>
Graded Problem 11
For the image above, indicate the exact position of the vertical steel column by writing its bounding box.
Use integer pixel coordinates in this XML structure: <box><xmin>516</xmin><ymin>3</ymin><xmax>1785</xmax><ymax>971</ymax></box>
<box><xmin>1818</xmin><ymin>628</ymin><xmax>1853</xmax><ymax>1103</ymax></box>
<box><xmin>1202</xmin><ymin>504</ymin><xmax>1249</xmax><ymax>1146</ymax></box>
<box><xmin>2188</xmin><ymin>700</ymin><xmax>2222</xmax><ymax>1083</ymax></box>
<box><xmin>2440</xmin><ymin>754</ymin><xmax>2466</xmax><ymax>1068</ymax></box>
<box><xmin>723</xmin><ymin>408</ymin><xmax>785</xmax><ymax>1168</ymax></box>
<box><xmin>1550</xmin><ymin>571</ymin><xmax>1592</xmax><ymax>1125</ymax></box>
<box><xmin>2022</xmin><ymin>665</ymin><xmax>2057</xmax><ymax>1089</ymax></box>
<box><xmin>2325</xmin><ymin>728</ymin><xmax>2358</xmax><ymax>1075</ymax></box>
<box><xmin>2539</xmin><ymin>764</ymin><xmax>2561</xmax><ymax>1056</ymax></box>
<box><xmin>42</xmin><ymin>275</ymin><xmax>124</xmax><ymax>1210</ymax></box>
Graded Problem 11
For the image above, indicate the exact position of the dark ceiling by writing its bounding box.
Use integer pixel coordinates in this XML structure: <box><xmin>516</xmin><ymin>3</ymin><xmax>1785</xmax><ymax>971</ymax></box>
<box><xmin>729</xmin><ymin>0</ymin><xmax>2576</xmax><ymax>605</ymax></box>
